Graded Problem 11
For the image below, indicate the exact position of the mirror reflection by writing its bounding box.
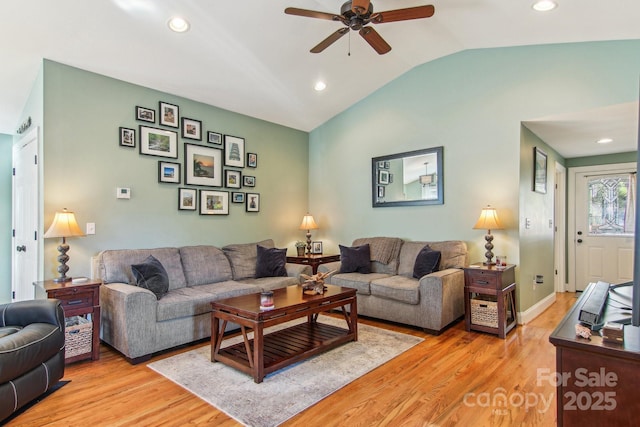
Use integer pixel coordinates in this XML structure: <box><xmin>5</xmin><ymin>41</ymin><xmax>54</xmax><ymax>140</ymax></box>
<box><xmin>372</xmin><ymin>146</ymin><xmax>443</xmax><ymax>207</ymax></box>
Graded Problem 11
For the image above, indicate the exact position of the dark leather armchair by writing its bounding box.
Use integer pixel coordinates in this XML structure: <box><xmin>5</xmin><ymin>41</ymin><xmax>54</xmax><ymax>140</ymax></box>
<box><xmin>0</xmin><ymin>299</ymin><xmax>65</xmax><ymax>422</ymax></box>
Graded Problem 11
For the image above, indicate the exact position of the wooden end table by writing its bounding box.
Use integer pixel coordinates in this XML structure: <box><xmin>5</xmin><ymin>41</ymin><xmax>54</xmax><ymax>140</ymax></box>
<box><xmin>286</xmin><ymin>253</ymin><xmax>340</xmax><ymax>274</ymax></box>
<box><xmin>34</xmin><ymin>279</ymin><xmax>102</xmax><ymax>363</ymax></box>
<box><xmin>210</xmin><ymin>284</ymin><xmax>357</xmax><ymax>383</ymax></box>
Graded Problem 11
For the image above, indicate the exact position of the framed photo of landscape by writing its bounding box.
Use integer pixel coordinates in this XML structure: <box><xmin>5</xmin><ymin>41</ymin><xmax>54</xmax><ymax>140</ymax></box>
<box><xmin>182</xmin><ymin>117</ymin><xmax>202</xmax><ymax>141</ymax></box>
<box><xmin>232</xmin><ymin>192</ymin><xmax>245</xmax><ymax>203</ymax></box>
<box><xmin>159</xmin><ymin>102</ymin><xmax>179</xmax><ymax>128</ymax></box>
<box><xmin>158</xmin><ymin>161</ymin><xmax>180</xmax><ymax>184</ymax></box>
<box><xmin>139</xmin><ymin>126</ymin><xmax>178</xmax><ymax>158</ymax></box>
<box><xmin>178</xmin><ymin>188</ymin><xmax>197</xmax><ymax>211</ymax></box>
<box><xmin>224</xmin><ymin>135</ymin><xmax>245</xmax><ymax>168</ymax></box>
<box><xmin>207</xmin><ymin>131</ymin><xmax>222</xmax><ymax>145</ymax></box>
<box><xmin>184</xmin><ymin>143</ymin><xmax>222</xmax><ymax>187</ymax></box>
<box><xmin>200</xmin><ymin>190</ymin><xmax>229</xmax><ymax>215</ymax></box>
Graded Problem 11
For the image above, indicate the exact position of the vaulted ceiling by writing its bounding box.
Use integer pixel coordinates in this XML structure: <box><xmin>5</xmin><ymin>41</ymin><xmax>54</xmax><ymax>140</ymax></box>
<box><xmin>2</xmin><ymin>1</ymin><xmax>639</xmax><ymax>154</ymax></box>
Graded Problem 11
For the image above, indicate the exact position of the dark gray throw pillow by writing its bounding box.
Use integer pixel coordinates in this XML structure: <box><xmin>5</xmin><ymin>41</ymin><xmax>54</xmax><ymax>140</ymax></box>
<box><xmin>256</xmin><ymin>245</ymin><xmax>287</xmax><ymax>278</ymax></box>
<box><xmin>339</xmin><ymin>244</ymin><xmax>371</xmax><ymax>273</ymax></box>
<box><xmin>413</xmin><ymin>245</ymin><xmax>441</xmax><ymax>278</ymax></box>
<box><xmin>131</xmin><ymin>255</ymin><xmax>169</xmax><ymax>300</ymax></box>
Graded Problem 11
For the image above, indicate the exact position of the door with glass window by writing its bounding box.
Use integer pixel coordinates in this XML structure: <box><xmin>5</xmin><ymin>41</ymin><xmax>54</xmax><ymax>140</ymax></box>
<box><xmin>574</xmin><ymin>171</ymin><xmax>635</xmax><ymax>290</ymax></box>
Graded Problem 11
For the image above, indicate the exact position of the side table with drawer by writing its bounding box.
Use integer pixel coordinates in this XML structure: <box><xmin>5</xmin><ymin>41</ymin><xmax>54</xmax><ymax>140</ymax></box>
<box><xmin>34</xmin><ymin>279</ymin><xmax>102</xmax><ymax>363</ymax></box>
<box><xmin>286</xmin><ymin>253</ymin><xmax>340</xmax><ymax>274</ymax></box>
<box><xmin>463</xmin><ymin>263</ymin><xmax>517</xmax><ymax>339</ymax></box>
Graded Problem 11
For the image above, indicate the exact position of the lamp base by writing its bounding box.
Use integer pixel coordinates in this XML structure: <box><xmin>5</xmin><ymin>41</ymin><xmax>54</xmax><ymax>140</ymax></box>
<box><xmin>53</xmin><ymin>276</ymin><xmax>72</xmax><ymax>283</ymax></box>
<box><xmin>482</xmin><ymin>233</ymin><xmax>495</xmax><ymax>266</ymax></box>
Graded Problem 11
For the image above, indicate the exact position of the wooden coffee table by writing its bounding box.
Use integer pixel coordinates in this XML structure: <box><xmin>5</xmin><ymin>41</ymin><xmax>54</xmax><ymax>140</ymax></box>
<box><xmin>210</xmin><ymin>284</ymin><xmax>357</xmax><ymax>383</ymax></box>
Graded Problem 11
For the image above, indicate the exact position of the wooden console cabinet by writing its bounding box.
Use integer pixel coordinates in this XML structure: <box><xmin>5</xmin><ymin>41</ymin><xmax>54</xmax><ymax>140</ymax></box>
<box><xmin>463</xmin><ymin>263</ymin><xmax>517</xmax><ymax>338</ymax></box>
<box><xmin>549</xmin><ymin>283</ymin><xmax>640</xmax><ymax>426</ymax></box>
<box><xmin>35</xmin><ymin>279</ymin><xmax>101</xmax><ymax>363</ymax></box>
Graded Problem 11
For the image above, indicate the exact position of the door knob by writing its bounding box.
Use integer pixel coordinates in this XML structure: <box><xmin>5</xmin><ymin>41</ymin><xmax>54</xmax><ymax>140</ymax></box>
<box><xmin>577</xmin><ymin>231</ymin><xmax>583</xmax><ymax>235</ymax></box>
<box><xmin>16</xmin><ymin>245</ymin><xmax>26</xmax><ymax>252</ymax></box>
<box><xmin>577</xmin><ymin>239</ymin><xmax>583</xmax><ymax>243</ymax></box>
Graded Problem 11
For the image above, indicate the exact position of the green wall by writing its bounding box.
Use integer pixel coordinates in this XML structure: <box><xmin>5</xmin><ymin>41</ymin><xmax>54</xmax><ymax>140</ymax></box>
<box><xmin>566</xmin><ymin>152</ymin><xmax>636</xmax><ymax>168</ymax></box>
<box><xmin>34</xmin><ymin>61</ymin><xmax>308</xmax><ymax>280</ymax></box>
<box><xmin>309</xmin><ymin>39</ymin><xmax>640</xmax><ymax>313</ymax></box>
<box><xmin>0</xmin><ymin>133</ymin><xmax>12</xmax><ymax>303</ymax></box>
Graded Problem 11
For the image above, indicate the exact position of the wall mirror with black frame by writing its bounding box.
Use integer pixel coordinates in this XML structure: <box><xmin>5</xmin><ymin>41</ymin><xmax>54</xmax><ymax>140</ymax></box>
<box><xmin>372</xmin><ymin>146</ymin><xmax>443</xmax><ymax>207</ymax></box>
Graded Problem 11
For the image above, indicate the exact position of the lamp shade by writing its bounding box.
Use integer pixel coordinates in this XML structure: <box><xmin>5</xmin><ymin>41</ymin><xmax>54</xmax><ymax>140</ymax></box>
<box><xmin>43</xmin><ymin>209</ymin><xmax>85</xmax><ymax>239</ymax></box>
<box><xmin>299</xmin><ymin>214</ymin><xmax>319</xmax><ymax>230</ymax></box>
<box><xmin>473</xmin><ymin>206</ymin><xmax>503</xmax><ymax>231</ymax></box>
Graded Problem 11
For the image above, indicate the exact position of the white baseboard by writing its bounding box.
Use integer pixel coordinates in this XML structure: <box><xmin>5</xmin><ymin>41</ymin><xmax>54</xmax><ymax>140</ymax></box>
<box><xmin>517</xmin><ymin>292</ymin><xmax>557</xmax><ymax>324</ymax></box>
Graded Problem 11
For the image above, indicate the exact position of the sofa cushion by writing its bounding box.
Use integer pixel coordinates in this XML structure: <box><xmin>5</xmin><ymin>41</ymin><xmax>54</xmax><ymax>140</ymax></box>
<box><xmin>223</xmin><ymin>239</ymin><xmax>274</xmax><ymax>280</ymax></box>
<box><xmin>255</xmin><ymin>245</ymin><xmax>287</xmax><ymax>278</ymax></box>
<box><xmin>100</xmin><ymin>247</ymin><xmax>187</xmax><ymax>291</ymax></box>
<box><xmin>180</xmin><ymin>245</ymin><xmax>233</xmax><ymax>286</ymax></box>
<box><xmin>156</xmin><ymin>281</ymin><xmax>260</xmax><ymax>322</ymax></box>
<box><xmin>339</xmin><ymin>244</ymin><xmax>371</xmax><ymax>273</ymax></box>
<box><xmin>241</xmin><ymin>276</ymin><xmax>299</xmax><ymax>291</ymax></box>
<box><xmin>329</xmin><ymin>272</ymin><xmax>392</xmax><ymax>295</ymax></box>
<box><xmin>413</xmin><ymin>245</ymin><xmax>441</xmax><ymax>278</ymax></box>
<box><xmin>131</xmin><ymin>255</ymin><xmax>170</xmax><ymax>300</ymax></box>
<box><xmin>370</xmin><ymin>276</ymin><xmax>420</xmax><ymax>305</ymax></box>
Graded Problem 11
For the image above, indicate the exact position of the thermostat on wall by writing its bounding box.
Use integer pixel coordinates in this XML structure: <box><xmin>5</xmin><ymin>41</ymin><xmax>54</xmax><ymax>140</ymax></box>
<box><xmin>116</xmin><ymin>187</ymin><xmax>131</xmax><ymax>199</ymax></box>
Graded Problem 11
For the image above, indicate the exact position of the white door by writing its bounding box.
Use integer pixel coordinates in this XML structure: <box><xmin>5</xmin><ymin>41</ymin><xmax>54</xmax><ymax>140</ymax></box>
<box><xmin>574</xmin><ymin>167</ymin><xmax>635</xmax><ymax>291</ymax></box>
<box><xmin>12</xmin><ymin>129</ymin><xmax>39</xmax><ymax>301</ymax></box>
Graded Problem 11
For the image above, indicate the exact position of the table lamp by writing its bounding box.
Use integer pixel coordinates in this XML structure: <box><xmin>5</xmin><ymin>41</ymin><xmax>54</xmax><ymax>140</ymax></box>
<box><xmin>473</xmin><ymin>205</ymin><xmax>503</xmax><ymax>265</ymax></box>
<box><xmin>299</xmin><ymin>214</ymin><xmax>319</xmax><ymax>255</ymax></box>
<box><xmin>43</xmin><ymin>208</ymin><xmax>85</xmax><ymax>282</ymax></box>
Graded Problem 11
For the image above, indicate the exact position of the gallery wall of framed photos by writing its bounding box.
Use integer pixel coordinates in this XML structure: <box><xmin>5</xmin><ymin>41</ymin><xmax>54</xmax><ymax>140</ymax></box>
<box><xmin>122</xmin><ymin>101</ymin><xmax>260</xmax><ymax>216</ymax></box>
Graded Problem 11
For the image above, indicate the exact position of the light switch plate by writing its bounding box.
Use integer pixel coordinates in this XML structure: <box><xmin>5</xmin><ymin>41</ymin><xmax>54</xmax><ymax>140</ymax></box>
<box><xmin>86</xmin><ymin>222</ymin><xmax>95</xmax><ymax>235</ymax></box>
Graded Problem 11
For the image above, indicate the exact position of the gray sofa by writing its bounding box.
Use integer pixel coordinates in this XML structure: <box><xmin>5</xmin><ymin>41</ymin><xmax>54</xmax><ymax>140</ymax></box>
<box><xmin>91</xmin><ymin>239</ymin><xmax>311</xmax><ymax>363</ymax></box>
<box><xmin>318</xmin><ymin>237</ymin><xmax>468</xmax><ymax>334</ymax></box>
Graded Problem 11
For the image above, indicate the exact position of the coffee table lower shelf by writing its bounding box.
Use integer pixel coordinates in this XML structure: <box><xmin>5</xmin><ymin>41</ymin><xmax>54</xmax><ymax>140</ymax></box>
<box><xmin>216</xmin><ymin>321</ymin><xmax>353</xmax><ymax>379</ymax></box>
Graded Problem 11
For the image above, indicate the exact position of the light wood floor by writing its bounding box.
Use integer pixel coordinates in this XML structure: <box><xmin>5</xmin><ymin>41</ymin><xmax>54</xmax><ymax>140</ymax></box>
<box><xmin>7</xmin><ymin>292</ymin><xmax>576</xmax><ymax>426</ymax></box>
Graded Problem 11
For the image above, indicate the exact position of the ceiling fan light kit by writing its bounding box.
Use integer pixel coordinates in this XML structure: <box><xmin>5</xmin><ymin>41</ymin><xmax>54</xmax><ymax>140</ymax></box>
<box><xmin>285</xmin><ymin>1</ymin><xmax>435</xmax><ymax>55</ymax></box>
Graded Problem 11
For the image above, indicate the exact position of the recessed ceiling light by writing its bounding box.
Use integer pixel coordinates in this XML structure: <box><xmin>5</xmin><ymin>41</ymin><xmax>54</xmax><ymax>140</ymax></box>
<box><xmin>532</xmin><ymin>0</ymin><xmax>558</xmax><ymax>12</ymax></box>
<box><xmin>168</xmin><ymin>16</ymin><xmax>190</xmax><ymax>33</ymax></box>
<box><xmin>596</xmin><ymin>138</ymin><xmax>613</xmax><ymax>144</ymax></box>
<box><xmin>314</xmin><ymin>81</ymin><xmax>327</xmax><ymax>92</ymax></box>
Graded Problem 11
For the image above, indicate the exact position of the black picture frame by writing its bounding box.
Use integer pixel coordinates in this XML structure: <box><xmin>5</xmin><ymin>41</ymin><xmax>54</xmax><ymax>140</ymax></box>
<box><xmin>200</xmin><ymin>190</ymin><xmax>229</xmax><ymax>215</ymax></box>
<box><xmin>159</xmin><ymin>102</ymin><xmax>179</xmax><ymax>128</ymax></box>
<box><xmin>178</xmin><ymin>188</ymin><xmax>197</xmax><ymax>211</ymax></box>
<box><xmin>533</xmin><ymin>147</ymin><xmax>548</xmax><ymax>194</ymax></box>
<box><xmin>311</xmin><ymin>241</ymin><xmax>323</xmax><ymax>254</ymax></box>
<box><xmin>225</xmin><ymin>169</ymin><xmax>242</xmax><ymax>189</ymax></box>
<box><xmin>243</xmin><ymin>175</ymin><xmax>256</xmax><ymax>187</ymax></box>
<box><xmin>246</xmin><ymin>192</ymin><xmax>260</xmax><ymax>212</ymax></box>
<box><xmin>139</xmin><ymin>126</ymin><xmax>178</xmax><ymax>158</ymax></box>
<box><xmin>247</xmin><ymin>152</ymin><xmax>257</xmax><ymax>168</ymax></box>
<box><xmin>224</xmin><ymin>135</ymin><xmax>245</xmax><ymax>168</ymax></box>
<box><xmin>207</xmin><ymin>131</ymin><xmax>222</xmax><ymax>145</ymax></box>
<box><xmin>119</xmin><ymin>127</ymin><xmax>135</xmax><ymax>148</ymax></box>
<box><xmin>182</xmin><ymin>117</ymin><xmax>202</xmax><ymax>141</ymax></box>
<box><xmin>184</xmin><ymin>143</ymin><xmax>223</xmax><ymax>187</ymax></box>
<box><xmin>158</xmin><ymin>161</ymin><xmax>180</xmax><ymax>184</ymax></box>
<box><xmin>135</xmin><ymin>106</ymin><xmax>155</xmax><ymax>123</ymax></box>
<box><xmin>232</xmin><ymin>192</ymin><xmax>245</xmax><ymax>203</ymax></box>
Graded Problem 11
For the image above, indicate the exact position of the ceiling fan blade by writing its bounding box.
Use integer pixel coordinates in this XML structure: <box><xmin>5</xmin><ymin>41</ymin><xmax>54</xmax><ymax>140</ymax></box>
<box><xmin>351</xmin><ymin>0</ymin><xmax>371</xmax><ymax>15</ymax></box>
<box><xmin>371</xmin><ymin>5</ymin><xmax>435</xmax><ymax>24</ymax></box>
<box><xmin>284</xmin><ymin>7</ymin><xmax>341</xmax><ymax>21</ymax></box>
<box><xmin>311</xmin><ymin>28</ymin><xmax>350</xmax><ymax>53</ymax></box>
<box><xmin>359</xmin><ymin>27</ymin><xmax>391</xmax><ymax>55</ymax></box>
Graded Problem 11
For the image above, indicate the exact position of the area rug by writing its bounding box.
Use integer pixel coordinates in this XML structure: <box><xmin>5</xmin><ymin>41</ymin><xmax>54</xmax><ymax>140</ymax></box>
<box><xmin>148</xmin><ymin>315</ymin><xmax>423</xmax><ymax>427</ymax></box>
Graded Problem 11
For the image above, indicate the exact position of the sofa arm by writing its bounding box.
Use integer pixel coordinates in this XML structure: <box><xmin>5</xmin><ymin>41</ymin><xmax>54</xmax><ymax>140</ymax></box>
<box><xmin>0</xmin><ymin>299</ymin><xmax>64</xmax><ymax>329</ymax></box>
<box><xmin>285</xmin><ymin>263</ymin><xmax>312</xmax><ymax>282</ymax></box>
<box><xmin>418</xmin><ymin>268</ymin><xmax>465</xmax><ymax>325</ymax></box>
<box><xmin>317</xmin><ymin>261</ymin><xmax>341</xmax><ymax>275</ymax></box>
<box><xmin>100</xmin><ymin>283</ymin><xmax>157</xmax><ymax>360</ymax></box>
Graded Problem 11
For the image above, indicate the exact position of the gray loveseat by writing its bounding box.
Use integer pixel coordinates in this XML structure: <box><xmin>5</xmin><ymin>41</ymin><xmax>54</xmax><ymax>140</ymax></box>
<box><xmin>318</xmin><ymin>237</ymin><xmax>468</xmax><ymax>334</ymax></box>
<box><xmin>91</xmin><ymin>239</ymin><xmax>311</xmax><ymax>363</ymax></box>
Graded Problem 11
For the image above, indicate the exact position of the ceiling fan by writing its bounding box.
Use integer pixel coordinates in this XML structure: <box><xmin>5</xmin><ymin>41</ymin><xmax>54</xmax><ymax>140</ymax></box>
<box><xmin>284</xmin><ymin>1</ymin><xmax>435</xmax><ymax>55</ymax></box>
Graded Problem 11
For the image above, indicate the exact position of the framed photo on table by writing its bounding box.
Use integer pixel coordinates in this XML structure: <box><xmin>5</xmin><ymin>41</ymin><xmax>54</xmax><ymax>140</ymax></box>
<box><xmin>184</xmin><ymin>143</ymin><xmax>223</xmax><ymax>187</ymax></box>
<box><xmin>139</xmin><ymin>126</ymin><xmax>178</xmax><ymax>158</ymax></box>
<box><xmin>311</xmin><ymin>241</ymin><xmax>323</xmax><ymax>254</ymax></box>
